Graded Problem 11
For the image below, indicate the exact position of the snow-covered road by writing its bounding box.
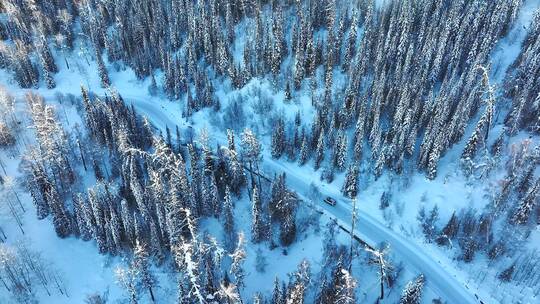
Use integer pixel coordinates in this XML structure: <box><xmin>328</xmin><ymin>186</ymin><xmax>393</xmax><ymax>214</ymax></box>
<box><xmin>126</xmin><ymin>97</ymin><xmax>482</xmax><ymax>304</ymax></box>
<box><xmin>262</xmin><ymin>157</ymin><xmax>480</xmax><ymax>304</ymax></box>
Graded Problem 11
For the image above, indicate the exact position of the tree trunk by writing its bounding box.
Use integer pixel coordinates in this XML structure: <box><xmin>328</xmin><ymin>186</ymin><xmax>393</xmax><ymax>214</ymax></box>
<box><xmin>256</xmin><ymin>162</ymin><xmax>262</xmax><ymax>190</ymax></box>
<box><xmin>249</xmin><ymin>161</ymin><xmax>255</xmax><ymax>189</ymax></box>
<box><xmin>0</xmin><ymin>225</ymin><xmax>6</xmax><ymax>241</ymax></box>
<box><xmin>77</xmin><ymin>140</ymin><xmax>87</xmax><ymax>171</ymax></box>
<box><xmin>379</xmin><ymin>262</ymin><xmax>384</xmax><ymax>299</ymax></box>
<box><xmin>149</xmin><ymin>286</ymin><xmax>155</xmax><ymax>302</ymax></box>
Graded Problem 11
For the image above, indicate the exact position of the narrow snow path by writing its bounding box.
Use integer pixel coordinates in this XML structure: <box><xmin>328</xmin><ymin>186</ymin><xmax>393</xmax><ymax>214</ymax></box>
<box><xmin>490</xmin><ymin>0</ymin><xmax>540</xmax><ymax>83</ymax></box>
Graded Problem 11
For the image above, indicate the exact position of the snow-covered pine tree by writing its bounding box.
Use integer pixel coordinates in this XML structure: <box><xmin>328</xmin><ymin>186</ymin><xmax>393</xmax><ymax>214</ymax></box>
<box><xmin>227</xmin><ymin>129</ymin><xmax>236</xmax><ymax>152</ymax></box>
<box><xmin>118</xmin><ymin>199</ymin><xmax>134</xmax><ymax>247</ymax></box>
<box><xmin>148</xmin><ymin>219</ymin><xmax>165</xmax><ymax>261</ymax></box>
<box><xmin>305</xmin><ymin>37</ymin><xmax>316</xmax><ymax>78</ymax></box>
<box><xmin>272</xmin><ymin>277</ymin><xmax>284</xmax><ymax>304</ymax></box>
<box><xmin>166</xmin><ymin>180</ymin><xmax>189</xmax><ymax>248</ymax></box>
<box><xmin>511</xmin><ymin>178</ymin><xmax>540</xmax><ymax>225</ymax></box>
<box><xmin>95</xmin><ymin>47</ymin><xmax>110</xmax><ymax>88</ymax></box>
<box><xmin>8</xmin><ymin>41</ymin><xmax>39</xmax><ymax>88</ymax></box>
<box><xmin>241</xmin><ymin>128</ymin><xmax>262</xmax><ymax>188</ymax></box>
<box><xmin>342</xmin><ymin>10</ymin><xmax>358</xmax><ymax>73</ymax></box>
<box><xmin>73</xmin><ymin>193</ymin><xmax>92</xmax><ymax>241</ymax></box>
<box><xmin>516</xmin><ymin>164</ymin><xmax>534</xmax><ymax>196</ymax></box>
<box><xmin>426</xmin><ymin>145</ymin><xmax>441</xmax><ymax>180</ymax></box>
<box><xmin>43</xmin><ymin>68</ymin><xmax>56</xmax><ymax>89</ymax></box>
<box><xmin>498</xmin><ymin>263</ymin><xmax>515</xmax><ymax>282</ymax></box>
<box><xmin>251</xmin><ymin>186</ymin><xmax>265</xmax><ymax>243</ymax></box>
<box><xmin>222</xmin><ymin>186</ymin><xmax>236</xmax><ymax>249</ymax></box>
<box><xmin>436</xmin><ymin>211</ymin><xmax>459</xmax><ymax>246</ymax></box>
<box><xmin>226</xmin><ymin>147</ymin><xmax>245</xmax><ymax>196</ymax></box>
<box><xmin>461</xmin><ymin>67</ymin><xmax>495</xmax><ymax>162</ymax></box>
<box><xmin>205</xmin><ymin>174</ymin><xmax>218</xmax><ymax>217</ymax></box>
<box><xmin>37</xmin><ymin>37</ymin><xmax>57</xmax><ymax>74</ymax></box>
<box><xmin>115</xmin><ymin>263</ymin><xmax>139</xmax><ymax>304</ymax></box>
<box><xmin>27</xmin><ymin>163</ymin><xmax>51</xmax><ymax>220</ymax></box>
<box><xmin>129</xmin><ymin>156</ymin><xmax>151</xmax><ymax>222</ymax></box>
<box><xmin>293</xmin><ymin>48</ymin><xmax>305</xmax><ymax>90</ymax></box>
<box><xmin>417</xmin><ymin>205</ymin><xmax>439</xmax><ymax>242</ymax></box>
<box><xmin>505</xmin><ymin>11</ymin><xmax>540</xmax><ymax>134</ymax></box>
<box><xmin>334</xmin><ymin>268</ymin><xmax>357</xmax><ymax>304</ymax></box>
<box><xmin>230</xmin><ymin>232</ymin><xmax>246</xmax><ymax>299</ymax></box>
<box><xmin>287</xmin><ymin>259</ymin><xmax>311</xmax><ymax>304</ymax></box>
<box><xmin>285</xmin><ymin>81</ymin><xmax>292</xmax><ymax>101</ymax></box>
<box><xmin>0</xmin><ymin>119</ymin><xmax>16</xmax><ymax>148</ymax></box>
<box><xmin>280</xmin><ymin>209</ymin><xmax>297</xmax><ymax>247</ymax></box>
<box><xmin>352</xmin><ymin>110</ymin><xmax>365</xmax><ymax>161</ymax></box>
<box><xmin>399</xmin><ymin>274</ymin><xmax>424</xmax><ymax>304</ymax></box>
<box><xmin>287</xmin><ymin>282</ymin><xmax>305</xmax><ymax>304</ymax></box>
<box><xmin>271</xmin><ymin>117</ymin><xmax>286</xmax><ymax>158</ymax></box>
<box><xmin>490</xmin><ymin>130</ymin><xmax>505</xmax><ymax>159</ymax></box>
<box><xmin>133</xmin><ymin>241</ymin><xmax>156</xmax><ymax>302</ymax></box>
<box><xmin>108</xmin><ymin>204</ymin><xmax>124</xmax><ymax>255</ymax></box>
<box><xmin>341</xmin><ymin>164</ymin><xmax>359</xmax><ymax>198</ymax></box>
<box><xmin>314</xmin><ymin>129</ymin><xmax>325</xmax><ymax>170</ymax></box>
<box><xmin>299</xmin><ymin>133</ymin><xmax>309</xmax><ymax>165</ymax></box>
<box><xmin>187</xmin><ymin>144</ymin><xmax>203</xmax><ymax>214</ymax></box>
<box><xmin>46</xmin><ymin>185</ymin><xmax>71</xmax><ymax>238</ymax></box>
<box><xmin>332</xmin><ymin>130</ymin><xmax>347</xmax><ymax>171</ymax></box>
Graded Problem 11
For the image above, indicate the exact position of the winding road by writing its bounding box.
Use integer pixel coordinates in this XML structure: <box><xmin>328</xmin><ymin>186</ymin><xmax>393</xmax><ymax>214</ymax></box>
<box><xmin>123</xmin><ymin>96</ymin><xmax>484</xmax><ymax>304</ymax></box>
<box><xmin>263</xmin><ymin>157</ymin><xmax>480</xmax><ymax>304</ymax></box>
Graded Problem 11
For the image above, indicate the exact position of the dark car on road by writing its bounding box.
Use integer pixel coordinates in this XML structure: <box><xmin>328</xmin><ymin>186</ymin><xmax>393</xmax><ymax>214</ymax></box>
<box><xmin>324</xmin><ymin>197</ymin><xmax>337</xmax><ymax>206</ymax></box>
